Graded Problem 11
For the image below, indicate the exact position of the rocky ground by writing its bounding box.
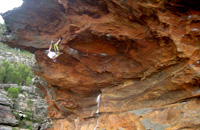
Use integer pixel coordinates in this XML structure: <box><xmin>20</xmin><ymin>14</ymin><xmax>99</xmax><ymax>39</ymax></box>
<box><xmin>0</xmin><ymin>42</ymin><xmax>35</xmax><ymax>66</ymax></box>
<box><xmin>0</xmin><ymin>43</ymin><xmax>51</xmax><ymax>130</ymax></box>
<box><xmin>0</xmin><ymin>84</ymin><xmax>51</xmax><ymax>130</ymax></box>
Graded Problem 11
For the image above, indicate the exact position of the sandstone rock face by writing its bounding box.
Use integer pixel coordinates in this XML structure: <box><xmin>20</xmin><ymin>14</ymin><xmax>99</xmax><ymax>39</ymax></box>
<box><xmin>1</xmin><ymin>0</ymin><xmax>200</xmax><ymax>130</ymax></box>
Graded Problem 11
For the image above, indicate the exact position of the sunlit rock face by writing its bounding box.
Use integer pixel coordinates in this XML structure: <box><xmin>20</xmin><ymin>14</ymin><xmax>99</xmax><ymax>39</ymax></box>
<box><xmin>1</xmin><ymin>0</ymin><xmax>200</xmax><ymax>129</ymax></box>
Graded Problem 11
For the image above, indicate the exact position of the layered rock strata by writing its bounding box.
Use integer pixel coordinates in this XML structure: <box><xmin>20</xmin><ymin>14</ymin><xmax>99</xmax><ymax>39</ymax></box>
<box><xmin>0</xmin><ymin>88</ymin><xmax>18</xmax><ymax>128</ymax></box>
<box><xmin>1</xmin><ymin>0</ymin><xmax>200</xmax><ymax>129</ymax></box>
<box><xmin>0</xmin><ymin>83</ymin><xmax>51</xmax><ymax>130</ymax></box>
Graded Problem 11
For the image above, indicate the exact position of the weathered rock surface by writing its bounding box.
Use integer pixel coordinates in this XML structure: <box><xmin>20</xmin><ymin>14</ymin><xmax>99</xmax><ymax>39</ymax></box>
<box><xmin>0</xmin><ymin>89</ymin><xmax>18</xmax><ymax>126</ymax></box>
<box><xmin>1</xmin><ymin>0</ymin><xmax>200</xmax><ymax>130</ymax></box>
<box><xmin>0</xmin><ymin>125</ymin><xmax>13</xmax><ymax>130</ymax></box>
<box><xmin>0</xmin><ymin>44</ymin><xmax>35</xmax><ymax>66</ymax></box>
<box><xmin>0</xmin><ymin>84</ymin><xmax>51</xmax><ymax>130</ymax></box>
<box><xmin>0</xmin><ymin>91</ymin><xmax>13</xmax><ymax>107</ymax></box>
<box><xmin>0</xmin><ymin>105</ymin><xmax>18</xmax><ymax>126</ymax></box>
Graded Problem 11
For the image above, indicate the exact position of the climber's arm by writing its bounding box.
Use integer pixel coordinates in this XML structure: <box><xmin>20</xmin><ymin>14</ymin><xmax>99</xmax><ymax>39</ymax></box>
<box><xmin>52</xmin><ymin>52</ymin><xmax>63</xmax><ymax>60</ymax></box>
<box><xmin>52</xmin><ymin>54</ymin><xmax>59</xmax><ymax>60</ymax></box>
<box><xmin>48</xmin><ymin>41</ymin><xmax>53</xmax><ymax>51</ymax></box>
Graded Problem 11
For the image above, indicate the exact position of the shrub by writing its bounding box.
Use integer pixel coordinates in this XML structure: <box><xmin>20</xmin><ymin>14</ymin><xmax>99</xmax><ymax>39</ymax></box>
<box><xmin>0</xmin><ymin>23</ymin><xmax>5</xmax><ymax>37</ymax></box>
<box><xmin>12</xmin><ymin>128</ymin><xmax>20</xmax><ymax>130</ymax></box>
<box><xmin>17</xmin><ymin>63</ymin><xmax>31</xmax><ymax>84</ymax></box>
<box><xmin>25</xmin><ymin>76</ymin><xmax>32</xmax><ymax>86</ymax></box>
<box><xmin>0</xmin><ymin>61</ymin><xmax>33</xmax><ymax>85</ymax></box>
<box><xmin>18</xmin><ymin>120</ymin><xmax>32</xmax><ymax>129</ymax></box>
<box><xmin>12</xmin><ymin>110</ymin><xmax>33</xmax><ymax>130</ymax></box>
<box><xmin>17</xmin><ymin>86</ymin><xmax>22</xmax><ymax>92</ymax></box>
<box><xmin>0</xmin><ymin>66</ymin><xmax>6</xmax><ymax>83</ymax></box>
<box><xmin>28</xmin><ymin>124</ymin><xmax>33</xmax><ymax>130</ymax></box>
<box><xmin>25</xmin><ymin>111</ymin><xmax>32</xmax><ymax>121</ymax></box>
<box><xmin>7</xmin><ymin>87</ymin><xmax>20</xmax><ymax>99</ymax></box>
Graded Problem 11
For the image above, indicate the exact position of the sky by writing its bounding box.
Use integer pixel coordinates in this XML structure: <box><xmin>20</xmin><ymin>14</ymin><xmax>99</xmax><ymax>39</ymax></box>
<box><xmin>0</xmin><ymin>0</ymin><xmax>23</xmax><ymax>23</ymax></box>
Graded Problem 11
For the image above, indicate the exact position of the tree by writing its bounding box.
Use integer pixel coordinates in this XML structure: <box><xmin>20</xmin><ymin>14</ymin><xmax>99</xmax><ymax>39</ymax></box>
<box><xmin>0</xmin><ymin>66</ymin><xmax>6</xmax><ymax>83</ymax></box>
<box><xmin>0</xmin><ymin>61</ymin><xmax>33</xmax><ymax>85</ymax></box>
<box><xmin>7</xmin><ymin>87</ymin><xmax>20</xmax><ymax>99</ymax></box>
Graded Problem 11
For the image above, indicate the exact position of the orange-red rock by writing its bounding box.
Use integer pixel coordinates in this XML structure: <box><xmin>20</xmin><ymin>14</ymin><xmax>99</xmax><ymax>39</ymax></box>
<box><xmin>1</xmin><ymin>0</ymin><xmax>200</xmax><ymax>129</ymax></box>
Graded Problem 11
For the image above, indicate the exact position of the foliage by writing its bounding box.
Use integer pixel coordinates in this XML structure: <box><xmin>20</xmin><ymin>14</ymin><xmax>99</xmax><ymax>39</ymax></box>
<box><xmin>0</xmin><ymin>24</ymin><xmax>33</xmax><ymax>57</ymax></box>
<box><xmin>12</xmin><ymin>110</ymin><xmax>20</xmax><ymax>120</ymax></box>
<box><xmin>1</xmin><ymin>24</ymin><xmax>34</xmax><ymax>130</ymax></box>
<box><xmin>0</xmin><ymin>23</ymin><xmax>32</xmax><ymax>56</ymax></box>
<box><xmin>12</xmin><ymin>110</ymin><xmax>33</xmax><ymax>130</ymax></box>
<box><xmin>25</xmin><ymin>76</ymin><xmax>32</xmax><ymax>86</ymax></box>
<box><xmin>0</xmin><ymin>23</ymin><xmax>5</xmax><ymax>37</ymax></box>
<box><xmin>12</xmin><ymin>128</ymin><xmax>20</xmax><ymax>130</ymax></box>
<box><xmin>0</xmin><ymin>66</ymin><xmax>6</xmax><ymax>83</ymax></box>
<box><xmin>25</xmin><ymin>111</ymin><xmax>31</xmax><ymax>120</ymax></box>
<box><xmin>17</xmin><ymin>86</ymin><xmax>22</xmax><ymax>92</ymax></box>
<box><xmin>0</xmin><ymin>42</ymin><xmax>33</xmax><ymax>57</ymax></box>
<box><xmin>0</xmin><ymin>61</ymin><xmax>33</xmax><ymax>85</ymax></box>
<box><xmin>7</xmin><ymin>87</ymin><xmax>21</xmax><ymax>99</ymax></box>
<box><xmin>37</xmin><ymin>117</ymin><xmax>44</xmax><ymax>124</ymax></box>
<box><xmin>28</xmin><ymin>124</ymin><xmax>33</xmax><ymax>130</ymax></box>
<box><xmin>18</xmin><ymin>120</ymin><xmax>33</xmax><ymax>130</ymax></box>
<box><xmin>13</xmin><ymin>111</ymin><xmax>33</xmax><ymax>129</ymax></box>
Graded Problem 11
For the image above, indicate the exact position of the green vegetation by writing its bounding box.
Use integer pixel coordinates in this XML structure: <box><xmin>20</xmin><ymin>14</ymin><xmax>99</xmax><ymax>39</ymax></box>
<box><xmin>13</xmin><ymin>110</ymin><xmax>33</xmax><ymax>130</ymax></box>
<box><xmin>13</xmin><ymin>110</ymin><xmax>20</xmax><ymax>120</ymax></box>
<box><xmin>18</xmin><ymin>120</ymin><xmax>33</xmax><ymax>130</ymax></box>
<box><xmin>12</xmin><ymin>128</ymin><xmax>20</xmax><ymax>130</ymax></box>
<box><xmin>28</xmin><ymin>124</ymin><xmax>33</xmax><ymax>130</ymax></box>
<box><xmin>0</xmin><ymin>23</ymin><xmax>5</xmax><ymax>37</ymax></box>
<box><xmin>0</xmin><ymin>60</ymin><xmax>33</xmax><ymax>85</ymax></box>
<box><xmin>1</xmin><ymin>23</ymin><xmax>34</xmax><ymax>130</ymax></box>
<box><xmin>0</xmin><ymin>24</ymin><xmax>34</xmax><ymax>86</ymax></box>
<box><xmin>7</xmin><ymin>87</ymin><xmax>21</xmax><ymax>99</ymax></box>
<box><xmin>25</xmin><ymin>111</ymin><xmax>31</xmax><ymax>120</ymax></box>
<box><xmin>37</xmin><ymin>117</ymin><xmax>44</xmax><ymax>124</ymax></box>
<box><xmin>0</xmin><ymin>42</ymin><xmax>33</xmax><ymax>57</ymax></box>
<box><xmin>0</xmin><ymin>23</ymin><xmax>33</xmax><ymax>57</ymax></box>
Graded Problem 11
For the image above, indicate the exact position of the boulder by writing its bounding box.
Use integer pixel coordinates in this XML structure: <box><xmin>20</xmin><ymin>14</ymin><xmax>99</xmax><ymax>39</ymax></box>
<box><xmin>1</xmin><ymin>0</ymin><xmax>200</xmax><ymax>129</ymax></box>
<box><xmin>0</xmin><ymin>125</ymin><xmax>13</xmax><ymax>130</ymax></box>
<box><xmin>21</xmin><ymin>86</ymin><xmax>35</xmax><ymax>94</ymax></box>
<box><xmin>0</xmin><ymin>89</ymin><xmax>7</xmax><ymax>95</ymax></box>
<box><xmin>0</xmin><ymin>105</ymin><xmax>18</xmax><ymax>126</ymax></box>
<box><xmin>0</xmin><ymin>92</ymin><xmax>13</xmax><ymax>107</ymax></box>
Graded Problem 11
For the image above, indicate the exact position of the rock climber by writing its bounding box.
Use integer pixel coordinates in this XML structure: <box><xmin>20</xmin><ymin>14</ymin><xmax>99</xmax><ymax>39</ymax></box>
<box><xmin>45</xmin><ymin>36</ymin><xmax>63</xmax><ymax>62</ymax></box>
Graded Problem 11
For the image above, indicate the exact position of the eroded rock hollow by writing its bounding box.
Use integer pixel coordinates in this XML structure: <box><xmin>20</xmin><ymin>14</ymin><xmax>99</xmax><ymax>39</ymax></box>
<box><xmin>1</xmin><ymin>0</ymin><xmax>200</xmax><ymax>129</ymax></box>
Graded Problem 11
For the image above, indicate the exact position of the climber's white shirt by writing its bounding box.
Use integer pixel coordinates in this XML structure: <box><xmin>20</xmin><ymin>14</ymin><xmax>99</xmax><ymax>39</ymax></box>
<box><xmin>47</xmin><ymin>51</ymin><xmax>56</xmax><ymax>59</ymax></box>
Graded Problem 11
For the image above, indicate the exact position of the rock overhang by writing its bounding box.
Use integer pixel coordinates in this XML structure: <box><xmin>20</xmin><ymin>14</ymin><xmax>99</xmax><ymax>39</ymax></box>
<box><xmin>1</xmin><ymin>0</ymin><xmax>200</xmax><ymax>129</ymax></box>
